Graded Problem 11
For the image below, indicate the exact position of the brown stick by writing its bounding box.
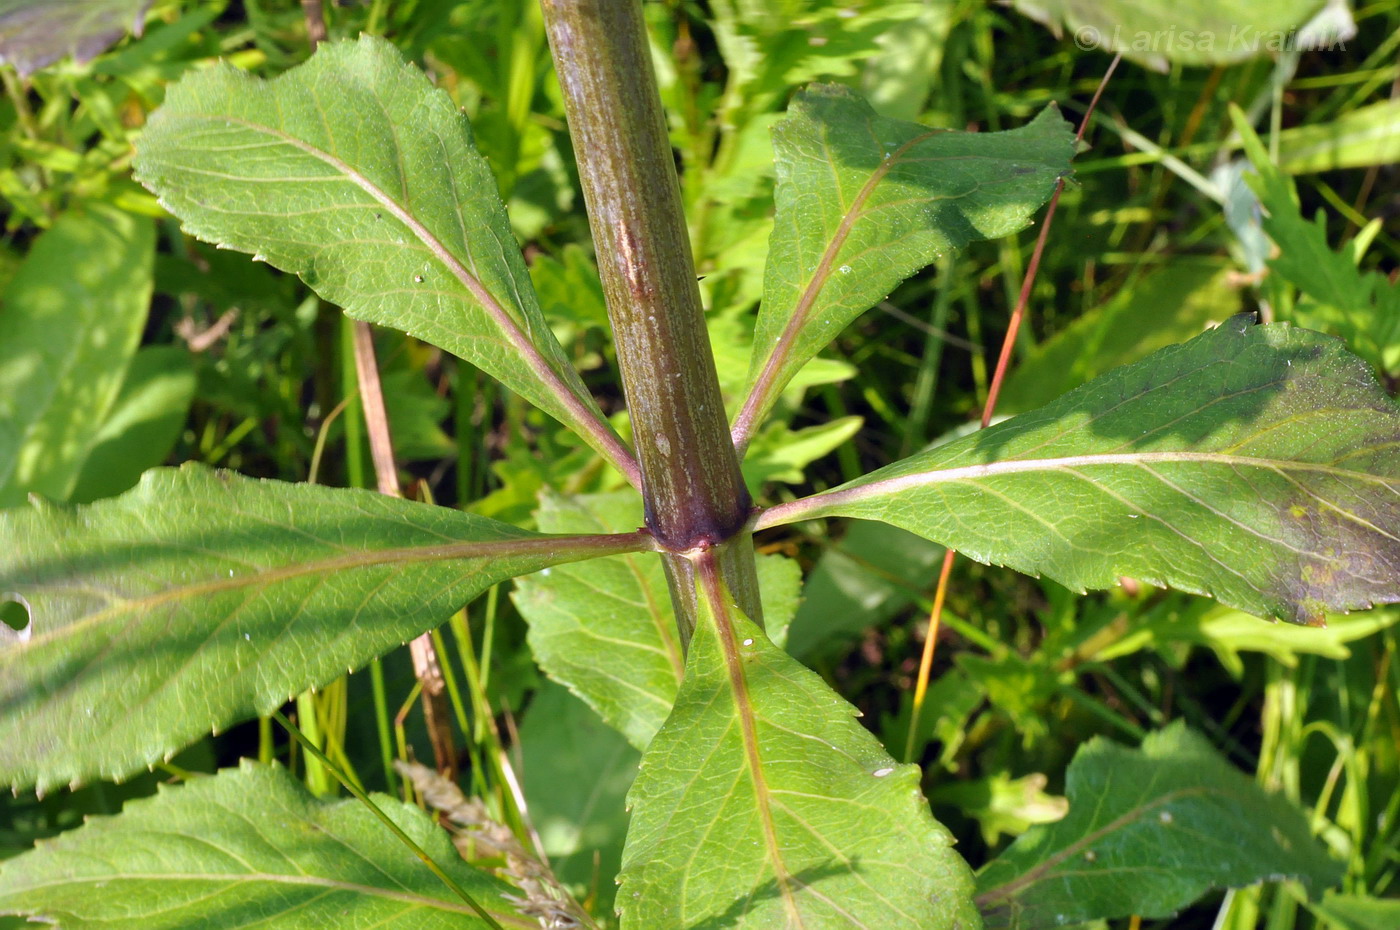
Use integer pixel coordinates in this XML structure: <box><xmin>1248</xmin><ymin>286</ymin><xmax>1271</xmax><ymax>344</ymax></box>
<box><xmin>904</xmin><ymin>54</ymin><xmax>1123</xmax><ymax>763</ymax></box>
<box><xmin>349</xmin><ymin>319</ymin><xmax>458</xmax><ymax>779</ymax></box>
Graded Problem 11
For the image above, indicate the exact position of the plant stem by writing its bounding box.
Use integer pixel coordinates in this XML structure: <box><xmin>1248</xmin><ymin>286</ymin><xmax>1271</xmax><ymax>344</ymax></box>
<box><xmin>541</xmin><ymin>0</ymin><xmax>761</xmax><ymax>645</ymax></box>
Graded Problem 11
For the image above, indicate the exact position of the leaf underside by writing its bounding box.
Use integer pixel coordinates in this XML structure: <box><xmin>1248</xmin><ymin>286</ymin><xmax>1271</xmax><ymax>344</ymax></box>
<box><xmin>618</xmin><ymin>562</ymin><xmax>979</xmax><ymax>929</ymax></box>
<box><xmin>132</xmin><ymin>36</ymin><xmax>627</xmax><ymax>468</ymax></box>
<box><xmin>767</xmin><ymin>316</ymin><xmax>1400</xmax><ymax>624</ymax></box>
<box><xmin>0</xmin><ymin>464</ymin><xmax>646</xmax><ymax>795</ymax></box>
<box><xmin>0</xmin><ymin>761</ymin><xmax>519</xmax><ymax>929</ymax></box>
<box><xmin>975</xmin><ymin>722</ymin><xmax>1342</xmax><ymax>928</ymax></box>
<box><xmin>742</xmin><ymin>84</ymin><xmax>1074</xmax><ymax>434</ymax></box>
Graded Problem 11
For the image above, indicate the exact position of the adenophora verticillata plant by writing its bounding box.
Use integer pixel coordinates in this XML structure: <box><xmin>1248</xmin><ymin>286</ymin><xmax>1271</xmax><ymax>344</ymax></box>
<box><xmin>0</xmin><ymin>1</ymin><xmax>1392</xmax><ymax>927</ymax></box>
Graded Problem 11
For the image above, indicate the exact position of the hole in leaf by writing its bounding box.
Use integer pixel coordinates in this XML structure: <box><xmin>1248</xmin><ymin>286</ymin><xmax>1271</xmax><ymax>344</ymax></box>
<box><xmin>1</xmin><ymin>594</ymin><xmax>32</xmax><ymax>642</ymax></box>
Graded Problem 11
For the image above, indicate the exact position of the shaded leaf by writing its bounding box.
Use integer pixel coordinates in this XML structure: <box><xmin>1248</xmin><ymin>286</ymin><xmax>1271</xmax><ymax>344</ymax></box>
<box><xmin>0</xmin><ymin>464</ymin><xmax>649</xmax><ymax>794</ymax></box>
<box><xmin>69</xmin><ymin>346</ymin><xmax>196</xmax><ymax>504</ymax></box>
<box><xmin>759</xmin><ymin>317</ymin><xmax>1400</xmax><ymax>625</ymax></box>
<box><xmin>0</xmin><ymin>761</ymin><xmax>525</xmax><ymax>929</ymax></box>
<box><xmin>0</xmin><ymin>0</ymin><xmax>149</xmax><ymax>78</ymax></box>
<box><xmin>0</xmin><ymin>204</ymin><xmax>154</xmax><ymax>507</ymax></box>
<box><xmin>513</xmin><ymin>490</ymin><xmax>801</xmax><ymax>750</ymax></box>
<box><xmin>737</xmin><ymin>84</ymin><xmax>1072</xmax><ymax>443</ymax></box>
<box><xmin>519</xmin><ymin>680</ymin><xmax>638</xmax><ymax>918</ymax></box>
<box><xmin>1232</xmin><ymin>113</ymin><xmax>1400</xmax><ymax>374</ymax></box>
<box><xmin>618</xmin><ymin>561</ymin><xmax>979</xmax><ymax>929</ymax></box>
<box><xmin>133</xmin><ymin>36</ymin><xmax>633</xmax><ymax>477</ymax></box>
<box><xmin>975</xmin><ymin>723</ymin><xmax>1342</xmax><ymax>928</ymax></box>
<box><xmin>785</xmin><ymin>520</ymin><xmax>944</xmax><ymax>658</ymax></box>
<box><xmin>997</xmin><ymin>262</ymin><xmax>1240</xmax><ymax>415</ymax></box>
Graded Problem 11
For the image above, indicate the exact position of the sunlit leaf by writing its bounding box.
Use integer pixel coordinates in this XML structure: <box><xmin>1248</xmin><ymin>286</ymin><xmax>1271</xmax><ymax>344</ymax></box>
<box><xmin>1311</xmin><ymin>892</ymin><xmax>1400</xmax><ymax>930</ymax></box>
<box><xmin>975</xmin><ymin>723</ymin><xmax>1342</xmax><ymax>928</ymax></box>
<box><xmin>133</xmin><ymin>36</ymin><xmax>634</xmax><ymax>476</ymax></box>
<box><xmin>0</xmin><ymin>465</ymin><xmax>649</xmax><ymax>794</ymax></box>
<box><xmin>0</xmin><ymin>761</ymin><xmax>524</xmax><ymax>929</ymax></box>
<box><xmin>737</xmin><ymin>84</ymin><xmax>1072</xmax><ymax>444</ymax></box>
<box><xmin>760</xmin><ymin>316</ymin><xmax>1400</xmax><ymax>625</ymax></box>
<box><xmin>0</xmin><ymin>204</ymin><xmax>154</xmax><ymax>507</ymax></box>
<box><xmin>618</xmin><ymin>564</ymin><xmax>979</xmax><ymax>929</ymax></box>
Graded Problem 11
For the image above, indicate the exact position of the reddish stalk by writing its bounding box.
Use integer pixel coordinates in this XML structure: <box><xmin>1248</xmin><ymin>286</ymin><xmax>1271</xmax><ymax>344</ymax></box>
<box><xmin>349</xmin><ymin>319</ymin><xmax>457</xmax><ymax>779</ymax></box>
<box><xmin>903</xmin><ymin>54</ymin><xmax>1122</xmax><ymax>763</ymax></box>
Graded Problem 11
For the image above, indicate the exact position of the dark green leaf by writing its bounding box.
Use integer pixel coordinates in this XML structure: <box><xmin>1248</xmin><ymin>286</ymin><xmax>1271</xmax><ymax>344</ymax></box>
<box><xmin>736</xmin><ymin>85</ymin><xmax>1073</xmax><ymax>444</ymax></box>
<box><xmin>618</xmin><ymin>563</ymin><xmax>979</xmax><ymax>929</ymax></box>
<box><xmin>996</xmin><ymin>262</ymin><xmax>1241</xmax><ymax>416</ymax></box>
<box><xmin>785</xmin><ymin>521</ymin><xmax>944</xmax><ymax>658</ymax></box>
<box><xmin>519</xmin><ymin>681</ymin><xmax>637</xmax><ymax>918</ymax></box>
<box><xmin>0</xmin><ymin>464</ymin><xmax>649</xmax><ymax>794</ymax></box>
<box><xmin>133</xmin><ymin>36</ymin><xmax>635</xmax><ymax>479</ymax></box>
<box><xmin>0</xmin><ymin>761</ymin><xmax>526</xmax><ymax>929</ymax></box>
<box><xmin>975</xmin><ymin>723</ymin><xmax>1343</xmax><ymax>928</ymax></box>
<box><xmin>760</xmin><ymin>317</ymin><xmax>1400</xmax><ymax>625</ymax></box>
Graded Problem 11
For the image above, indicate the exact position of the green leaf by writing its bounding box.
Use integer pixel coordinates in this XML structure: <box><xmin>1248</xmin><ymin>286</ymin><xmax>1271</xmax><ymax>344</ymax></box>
<box><xmin>68</xmin><ymin>346</ymin><xmax>196</xmax><ymax>504</ymax></box>
<box><xmin>1140</xmin><ymin>604</ymin><xmax>1400</xmax><ymax>678</ymax></box>
<box><xmin>618</xmin><ymin>562</ymin><xmax>979</xmax><ymax>929</ymax></box>
<box><xmin>1275</xmin><ymin>100</ymin><xmax>1400</xmax><ymax>173</ymax></box>
<box><xmin>785</xmin><ymin>520</ymin><xmax>944</xmax><ymax>658</ymax></box>
<box><xmin>132</xmin><ymin>36</ymin><xmax>635</xmax><ymax>479</ymax></box>
<box><xmin>519</xmin><ymin>681</ymin><xmax>638</xmax><ymax>918</ymax></box>
<box><xmin>0</xmin><ymin>464</ymin><xmax>649</xmax><ymax>795</ymax></box>
<box><xmin>0</xmin><ymin>204</ymin><xmax>154</xmax><ymax>507</ymax></box>
<box><xmin>1010</xmin><ymin>0</ymin><xmax>1331</xmax><ymax>68</ymax></box>
<box><xmin>736</xmin><ymin>85</ymin><xmax>1073</xmax><ymax>445</ymax></box>
<box><xmin>974</xmin><ymin>723</ymin><xmax>1343</xmax><ymax>928</ymax></box>
<box><xmin>1232</xmin><ymin>114</ymin><xmax>1400</xmax><ymax>374</ymax></box>
<box><xmin>996</xmin><ymin>262</ymin><xmax>1241</xmax><ymax>416</ymax></box>
<box><xmin>513</xmin><ymin>490</ymin><xmax>801</xmax><ymax>750</ymax></box>
<box><xmin>1310</xmin><ymin>892</ymin><xmax>1400</xmax><ymax>930</ymax></box>
<box><xmin>759</xmin><ymin>316</ymin><xmax>1400</xmax><ymax>625</ymax></box>
<box><xmin>0</xmin><ymin>0</ymin><xmax>149</xmax><ymax>78</ymax></box>
<box><xmin>0</xmin><ymin>761</ymin><xmax>526</xmax><ymax>929</ymax></box>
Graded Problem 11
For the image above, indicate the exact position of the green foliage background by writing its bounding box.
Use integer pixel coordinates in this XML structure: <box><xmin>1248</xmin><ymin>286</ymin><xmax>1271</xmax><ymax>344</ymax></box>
<box><xmin>1</xmin><ymin>1</ymin><xmax>1397</xmax><ymax>928</ymax></box>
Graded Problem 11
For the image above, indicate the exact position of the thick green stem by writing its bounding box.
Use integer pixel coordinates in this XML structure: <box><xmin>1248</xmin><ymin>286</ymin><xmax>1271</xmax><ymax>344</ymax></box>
<box><xmin>541</xmin><ymin>0</ymin><xmax>761</xmax><ymax>646</ymax></box>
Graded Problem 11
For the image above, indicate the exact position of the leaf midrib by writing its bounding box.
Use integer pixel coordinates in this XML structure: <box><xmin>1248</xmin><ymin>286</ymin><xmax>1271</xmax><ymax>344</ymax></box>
<box><xmin>4</xmin><ymin>871</ymin><xmax>502</xmax><ymax>918</ymax></box>
<box><xmin>150</xmin><ymin>105</ymin><xmax>638</xmax><ymax>484</ymax></box>
<box><xmin>733</xmin><ymin>123</ymin><xmax>941</xmax><ymax>448</ymax></box>
<box><xmin>756</xmin><ymin>450</ymin><xmax>1399</xmax><ymax>531</ymax></box>
<box><xmin>697</xmin><ymin>556</ymin><xmax>804</xmax><ymax>928</ymax></box>
<box><xmin>974</xmin><ymin>784</ymin><xmax>1216</xmax><ymax>910</ymax></box>
<box><xmin>12</xmin><ymin>531</ymin><xmax>652</xmax><ymax>651</ymax></box>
